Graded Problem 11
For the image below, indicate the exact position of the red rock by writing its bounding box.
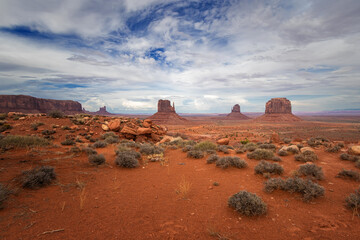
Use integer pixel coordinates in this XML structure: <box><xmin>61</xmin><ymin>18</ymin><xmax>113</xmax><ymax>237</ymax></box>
<box><xmin>101</xmin><ymin>124</ymin><xmax>109</xmax><ymax>131</ymax></box>
<box><xmin>121</xmin><ymin>125</ymin><xmax>137</xmax><ymax>135</ymax></box>
<box><xmin>108</xmin><ymin>119</ymin><xmax>121</xmax><ymax>131</ymax></box>
<box><xmin>348</xmin><ymin>145</ymin><xmax>360</xmax><ymax>155</ymax></box>
<box><xmin>157</xmin><ymin>99</ymin><xmax>175</xmax><ymax>112</ymax></box>
<box><xmin>137</xmin><ymin>127</ymin><xmax>152</xmax><ymax>135</ymax></box>
<box><xmin>255</xmin><ymin>98</ymin><xmax>301</xmax><ymax>122</ymax></box>
<box><xmin>151</xmin><ymin>133</ymin><xmax>161</xmax><ymax>141</ymax></box>
<box><xmin>148</xmin><ymin>99</ymin><xmax>187</xmax><ymax>124</ymax></box>
<box><xmin>143</xmin><ymin>119</ymin><xmax>152</xmax><ymax>128</ymax></box>
<box><xmin>135</xmin><ymin>135</ymin><xmax>147</xmax><ymax>142</ymax></box>
<box><xmin>226</xmin><ymin>104</ymin><xmax>250</xmax><ymax>120</ymax></box>
<box><xmin>217</xmin><ymin>138</ymin><xmax>229</xmax><ymax>145</ymax></box>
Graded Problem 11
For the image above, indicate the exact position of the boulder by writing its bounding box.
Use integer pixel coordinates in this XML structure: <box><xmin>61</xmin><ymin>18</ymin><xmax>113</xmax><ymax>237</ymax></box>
<box><xmin>300</xmin><ymin>147</ymin><xmax>315</xmax><ymax>153</ymax></box>
<box><xmin>348</xmin><ymin>145</ymin><xmax>360</xmax><ymax>155</ymax></box>
<box><xmin>120</xmin><ymin>125</ymin><xmax>137</xmax><ymax>135</ymax></box>
<box><xmin>137</xmin><ymin>127</ymin><xmax>152</xmax><ymax>135</ymax></box>
<box><xmin>159</xmin><ymin>136</ymin><xmax>174</xmax><ymax>143</ymax></box>
<box><xmin>217</xmin><ymin>138</ymin><xmax>229</xmax><ymax>145</ymax></box>
<box><xmin>143</xmin><ymin>119</ymin><xmax>152</xmax><ymax>128</ymax></box>
<box><xmin>279</xmin><ymin>145</ymin><xmax>299</xmax><ymax>154</ymax></box>
<box><xmin>101</xmin><ymin>124</ymin><xmax>109</xmax><ymax>131</ymax></box>
<box><xmin>108</xmin><ymin>119</ymin><xmax>121</xmax><ymax>131</ymax></box>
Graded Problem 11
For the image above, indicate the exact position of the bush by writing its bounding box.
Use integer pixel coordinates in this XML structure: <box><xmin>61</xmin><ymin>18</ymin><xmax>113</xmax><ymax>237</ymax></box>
<box><xmin>93</xmin><ymin>140</ymin><xmax>107</xmax><ymax>148</ymax></box>
<box><xmin>0</xmin><ymin>135</ymin><xmax>49</xmax><ymax>149</ymax></box>
<box><xmin>294</xmin><ymin>151</ymin><xmax>318</xmax><ymax>162</ymax></box>
<box><xmin>22</xmin><ymin>166</ymin><xmax>56</xmax><ymax>189</ymax></box>
<box><xmin>264</xmin><ymin>177</ymin><xmax>325</xmax><ymax>202</ymax></box>
<box><xmin>271</xmin><ymin>156</ymin><xmax>282</xmax><ymax>162</ymax></box>
<box><xmin>41</xmin><ymin>129</ymin><xmax>56</xmax><ymax>135</ymax></box>
<box><xmin>30</xmin><ymin>122</ymin><xmax>44</xmax><ymax>130</ymax></box>
<box><xmin>278</xmin><ymin>150</ymin><xmax>288</xmax><ymax>156</ymax></box>
<box><xmin>193</xmin><ymin>141</ymin><xmax>217</xmax><ymax>152</ymax></box>
<box><xmin>340</xmin><ymin>153</ymin><xmax>360</xmax><ymax>162</ymax></box>
<box><xmin>217</xmin><ymin>145</ymin><xmax>230</xmax><ymax>154</ymax></box>
<box><xmin>356</xmin><ymin>160</ymin><xmax>360</xmax><ymax>169</ymax></box>
<box><xmin>254</xmin><ymin>161</ymin><xmax>283</xmax><ymax>176</ymax></box>
<box><xmin>345</xmin><ymin>187</ymin><xmax>360</xmax><ymax>216</ymax></box>
<box><xmin>235</xmin><ymin>148</ymin><xmax>245</xmax><ymax>154</ymax></box>
<box><xmin>258</xmin><ymin>144</ymin><xmax>276</xmax><ymax>151</ymax></box>
<box><xmin>247</xmin><ymin>149</ymin><xmax>274</xmax><ymax>160</ymax></box>
<box><xmin>82</xmin><ymin>147</ymin><xmax>97</xmax><ymax>155</ymax></box>
<box><xmin>228</xmin><ymin>191</ymin><xmax>267</xmax><ymax>216</ymax></box>
<box><xmin>115</xmin><ymin>150</ymin><xmax>140</xmax><ymax>168</ymax></box>
<box><xmin>244</xmin><ymin>142</ymin><xmax>258</xmax><ymax>152</ymax></box>
<box><xmin>297</xmin><ymin>164</ymin><xmax>324</xmax><ymax>180</ymax></box>
<box><xmin>182</xmin><ymin>145</ymin><xmax>193</xmax><ymax>152</ymax></box>
<box><xmin>69</xmin><ymin>146</ymin><xmax>81</xmax><ymax>153</ymax></box>
<box><xmin>207</xmin><ymin>154</ymin><xmax>219</xmax><ymax>164</ymax></box>
<box><xmin>325</xmin><ymin>144</ymin><xmax>342</xmax><ymax>153</ymax></box>
<box><xmin>0</xmin><ymin>124</ymin><xmax>12</xmax><ymax>133</ymax></box>
<box><xmin>283</xmin><ymin>138</ymin><xmax>291</xmax><ymax>144</ymax></box>
<box><xmin>307</xmin><ymin>137</ymin><xmax>329</xmax><ymax>147</ymax></box>
<box><xmin>140</xmin><ymin>143</ymin><xmax>164</xmax><ymax>155</ymax></box>
<box><xmin>88</xmin><ymin>154</ymin><xmax>106</xmax><ymax>165</ymax></box>
<box><xmin>0</xmin><ymin>184</ymin><xmax>10</xmax><ymax>209</ymax></box>
<box><xmin>187</xmin><ymin>150</ymin><xmax>204</xmax><ymax>159</ymax></box>
<box><xmin>101</xmin><ymin>132</ymin><xmax>119</xmax><ymax>144</ymax></box>
<box><xmin>337</xmin><ymin>169</ymin><xmax>360</xmax><ymax>181</ymax></box>
<box><xmin>61</xmin><ymin>139</ymin><xmax>75</xmax><ymax>146</ymax></box>
<box><xmin>47</xmin><ymin>110</ymin><xmax>64</xmax><ymax>118</ymax></box>
<box><xmin>215</xmin><ymin>156</ymin><xmax>247</xmax><ymax>169</ymax></box>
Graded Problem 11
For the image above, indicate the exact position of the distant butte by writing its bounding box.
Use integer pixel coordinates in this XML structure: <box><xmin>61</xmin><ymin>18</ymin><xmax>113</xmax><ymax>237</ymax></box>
<box><xmin>255</xmin><ymin>98</ymin><xmax>302</xmax><ymax>122</ymax></box>
<box><xmin>83</xmin><ymin>106</ymin><xmax>114</xmax><ymax>116</ymax></box>
<box><xmin>148</xmin><ymin>99</ymin><xmax>187</xmax><ymax>124</ymax></box>
<box><xmin>225</xmin><ymin>104</ymin><xmax>250</xmax><ymax>120</ymax></box>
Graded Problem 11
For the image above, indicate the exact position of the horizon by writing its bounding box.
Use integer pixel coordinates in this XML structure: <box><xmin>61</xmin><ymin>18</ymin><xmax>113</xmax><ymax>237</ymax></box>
<box><xmin>0</xmin><ymin>0</ymin><xmax>360</xmax><ymax>113</ymax></box>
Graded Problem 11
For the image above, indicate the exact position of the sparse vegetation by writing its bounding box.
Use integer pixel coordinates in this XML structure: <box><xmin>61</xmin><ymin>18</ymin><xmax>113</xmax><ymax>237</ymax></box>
<box><xmin>228</xmin><ymin>191</ymin><xmax>267</xmax><ymax>216</ymax></box>
<box><xmin>244</xmin><ymin>142</ymin><xmax>258</xmax><ymax>152</ymax></box>
<box><xmin>325</xmin><ymin>144</ymin><xmax>342</xmax><ymax>153</ymax></box>
<box><xmin>215</xmin><ymin>156</ymin><xmax>247</xmax><ymax>169</ymax></box>
<box><xmin>30</xmin><ymin>121</ymin><xmax>44</xmax><ymax>130</ymax></box>
<box><xmin>247</xmin><ymin>149</ymin><xmax>274</xmax><ymax>160</ymax></box>
<box><xmin>0</xmin><ymin>184</ymin><xmax>10</xmax><ymax>209</ymax></box>
<box><xmin>182</xmin><ymin>145</ymin><xmax>193</xmax><ymax>152</ymax></box>
<box><xmin>115</xmin><ymin>150</ymin><xmax>141</xmax><ymax>168</ymax></box>
<box><xmin>283</xmin><ymin>138</ymin><xmax>291</xmax><ymax>144</ymax></box>
<box><xmin>93</xmin><ymin>140</ymin><xmax>107</xmax><ymax>148</ymax></box>
<box><xmin>193</xmin><ymin>141</ymin><xmax>217</xmax><ymax>152</ymax></box>
<box><xmin>345</xmin><ymin>187</ymin><xmax>360</xmax><ymax>217</ymax></box>
<box><xmin>61</xmin><ymin>139</ymin><xmax>75</xmax><ymax>146</ymax></box>
<box><xmin>22</xmin><ymin>166</ymin><xmax>56</xmax><ymax>189</ymax></box>
<box><xmin>0</xmin><ymin>135</ymin><xmax>49</xmax><ymax>149</ymax></box>
<box><xmin>307</xmin><ymin>137</ymin><xmax>329</xmax><ymax>147</ymax></box>
<box><xmin>176</xmin><ymin>177</ymin><xmax>192</xmax><ymax>199</ymax></box>
<box><xmin>217</xmin><ymin>145</ymin><xmax>230</xmax><ymax>154</ymax></box>
<box><xmin>337</xmin><ymin>169</ymin><xmax>360</xmax><ymax>181</ymax></box>
<box><xmin>258</xmin><ymin>143</ymin><xmax>276</xmax><ymax>151</ymax></box>
<box><xmin>101</xmin><ymin>132</ymin><xmax>120</xmax><ymax>144</ymax></box>
<box><xmin>42</xmin><ymin>129</ymin><xmax>56</xmax><ymax>135</ymax></box>
<box><xmin>254</xmin><ymin>160</ymin><xmax>283</xmax><ymax>176</ymax></box>
<box><xmin>187</xmin><ymin>150</ymin><xmax>204</xmax><ymax>159</ymax></box>
<box><xmin>47</xmin><ymin>110</ymin><xmax>64</xmax><ymax>118</ymax></box>
<box><xmin>140</xmin><ymin>143</ymin><xmax>164</xmax><ymax>155</ymax></box>
<box><xmin>294</xmin><ymin>150</ymin><xmax>318</xmax><ymax>162</ymax></box>
<box><xmin>82</xmin><ymin>147</ymin><xmax>97</xmax><ymax>155</ymax></box>
<box><xmin>88</xmin><ymin>154</ymin><xmax>106</xmax><ymax>165</ymax></box>
<box><xmin>0</xmin><ymin>124</ymin><xmax>12</xmax><ymax>133</ymax></box>
<box><xmin>296</xmin><ymin>164</ymin><xmax>324</xmax><ymax>180</ymax></box>
<box><xmin>264</xmin><ymin>177</ymin><xmax>325</xmax><ymax>202</ymax></box>
<box><xmin>207</xmin><ymin>154</ymin><xmax>219</xmax><ymax>164</ymax></box>
<box><xmin>340</xmin><ymin>153</ymin><xmax>360</xmax><ymax>162</ymax></box>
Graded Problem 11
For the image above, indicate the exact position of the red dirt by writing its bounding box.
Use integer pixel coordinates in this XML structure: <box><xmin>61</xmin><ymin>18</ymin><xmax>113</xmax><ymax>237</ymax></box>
<box><xmin>1</xmin><ymin>115</ymin><xmax>360</xmax><ymax>239</ymax></box>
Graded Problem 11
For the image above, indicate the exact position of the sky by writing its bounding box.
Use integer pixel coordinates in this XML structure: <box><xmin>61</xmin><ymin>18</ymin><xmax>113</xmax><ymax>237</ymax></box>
<box><xmin>0</xmin><ymin>0</ymin><xmax>360</xmax><ymax>113</ymax></box>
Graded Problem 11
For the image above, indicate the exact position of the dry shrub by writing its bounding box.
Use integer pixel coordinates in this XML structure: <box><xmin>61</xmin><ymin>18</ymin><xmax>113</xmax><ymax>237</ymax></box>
<box><xmin>247</xmin><ymin>149</ymin><xmax>274</xmax><ymax>160</ymax></box>
<box><xmin>193</xmin><ymin>141</ymin><xmax>217</xmax><ymax>152</ymax></box>
<box><xmin>0</xmin><ymin>135</ymin><xmax>49</xmax><ymax>149</ymax></box>
<box><xmin>228</xmin><ymin>191</ymin><xmax>267</xmax><ymax>216</ymax></box>
<box><xmin>187</xmin><ymin>150</ymin><xmax>204</xmax><ymax>159</ymax></box>
<box><xmin>294</xmin><ymin>150</ymin><xmax>318</xmax><ymax>162</ymax></box>
<box><xmin>297</xmin><ymin>164</ymin><xmax>324</xmax><ymax>180</ymax></box>
<box><xmin>93</xmin><ymin>140</ymin><xmax>107</xmax><ymax>148</ymax></box>
<box><xmin>176</xmin><ymin>177</ymin><xmax>192</xmax><ymax>199</ymax></box>
<box><xmin>258</xmin><ymin>143</ymin><xmax>276</xmax><ymax>151</ymax></box>
<box><xmin>82</xmin><ymin>147</ymin><xmax>97</xmax><ymax>155</ymax></box>
<box><xmin>115</xmin><ymin>150</ymin><xmax>140</xmax><ymax>168</ymax></box>
<box><xmin>61</xmin><ymin>139</ymin><xmax>75</xmax><ymax>146</ymax></box>
<box><xmin>217</xmin><ymin>145</ymin><xmax>230</xmax><ymax>154</ymax></box>
<box><xmin>0</xmin><ymin>184</ymin><xmax>10</xmax><ymax>209</ymax></box>
<box><xmin>346</xmin><ymin>187</ymin><xmax>360</xmax><ymax>217</ymax></box>
<box><xmin>340</xmin><ymin>153</ymin><xmax>360</xmax><ymax>162</ymax></box>
<box><xmin>307</xmin><ymin>137</ymin><xmax>329</xmax><ymax>147</ymax></box>
<box><xmin>337</xmin><ymin>169</ymin><xmax>360</xmax><ymax>181</ymax></box>
<box><xmin>88</xmin><ymin>154</ymin><xmax>106</xmax><ymax>165</ymax></box>
<box><xmin>207</xmin><ymin>154</ymin><xmax>219</xmax><ymax>164</ymax></box>
<box><xmin>244</xmin><ymin>142</ymin><xmax>258</xmax><ymax>152</ymax></box>
<box><xmin>47</xmin><ymin>110</ymin><xmax>64</xmax><ymax>118</ymax></box>
<box><xmin>182</xmin><ymin>145</ymin><xmax>193</xmax><ymax>152</ymax></box>
<box><xmin>22</xmin><ymin>166</ymin><xmax>56</xmax><ymax>189</ymax></box>
<box><xmin>325</xmin><ymin>144</ymin><xmax>342</xmax><ymax>153</ymax></box>
<box><xmin>254</xmin><ymin>160</ymin><xmax>283</xmax><ymax>176</ymax></box>
<box><xmin>215</xmin><ymin>156</ymin><xmax>247</xmax><ymax>169</ymax></box>
<box><xmin>140</xmin><ymin>143</ymin><xmax>164</xmax><ymax>155</ymax></box>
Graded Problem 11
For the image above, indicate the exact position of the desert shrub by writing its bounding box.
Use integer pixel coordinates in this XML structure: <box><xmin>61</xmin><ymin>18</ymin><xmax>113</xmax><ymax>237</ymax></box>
<box><xmin>297</xmin><ymin>144</ymin><xmax>304</xmax><ymax>149</ymax></box>
<box><xmin>47</xmin><ymin>110</ymin><xmax>64</xmax><ymax>118</ymax></box>
<box><xmin>0</xmin><ymin>184</ymin><xmax>10</xmax><ymax>209</ymax></box>
<box><xmin>0</xmin><ymin>124</ymin><xmax>12</xmax><ymax>133</ymax></box>
<box><xmin>69</xmin><ymin>146</ymin><xmax>81</xmax><ymax>153</ymax></box>
<box><xmin>278</xmin><ymin>149</ymin><xmax>288</xmax><ymax>156</ymax></box>
<box><xmin>235</xmin><ymin>147</ymin><xmax>245</xmax><ymax>154</ymax></box>
<box><xmin>22</xmin><ymin>166</ymin><xmax>56</xmax><ymax>189</ymax></box>
<box><xmin>41</xmin><ymin>129</ymin><xmax>56</xmax><ymax>136</ymax></box>
<box><xmin>182</xmin><ymin>145</ymin><xmax>193</xmax><ymax>152</ymax></box>
<box><xmin>356</xmin><ymin>160</ymin><xmax>360</xmax><ymax>169</ymax></box>
<box><xmin>228</xmin><ymin>191</ymin><xmax>267</xmax><ymax>216</ymax></box>
<box><xmin>258</xmin><ymin>143</ymin><xmax>276</xmax><ymax>151</ymax></box>
<box><xmin>0</xmin><ymin>114</ymin><xmax>7</xmax><ymax>120</ymax></box>
<box><xmin>140</xmin><ymin>143</ymin><xmax>164</xmax><ymax>155</ymax></box>
<box><xmin>325</xmin><ymin>144</ymin><xmax>342</xmax><ymax>153</ymax></box>
<box><xmin>193</xmin><ymin>141</ymin><xmax>217</xmax><ymax>152</ymax></box>
<box><xmin>119</xmin><ymin>140</ymin><xmax>140</xmax><ymax>148</ymax></box>
<box><xmin>264</xmin><ymin>177</ymin><xmax>325</xmax><ymax>202</ymax></box>
<box><xmin>101</xmin><ymin>132</ymin><xmax>120</xmax><ymax>144</ymax></box>
<box><xmin>244</xmin><ymin>142</ymin><xmax>258</xmax><ymax>152</ymax></box>
<box><xmin>147</xmin><ymin>153</ymin><xmax>164</xmax><ymax>162</ymax></box>
<box><xmin>307</xmin><ymin>137</ymin><xmax>329</xmax><ymax>147</ymax></box>
<box><xmin>82</xmin><ymin>147</ymin><xmax>97</xmax><ymax>155</ymax></box>
<box><xmin>340</xmin><ymin>153</ymin><xmax>360</xmax><ymax>162</ymax></box>
<box><xmin>337</xmin><ymin>169</ymin><xmax>360</xmax><ymax>181</ymax></box>
<box><xmin>62</xmin><ymin>126</ymin><xmax>71</xmax><ymax>130</ymax></box>
<box><xmin>115</xmin><ymin>151</ymin><xmax>140</xmax><ymax>168</ymax></box>
<box><xmin>283</xmin><ymin>138</ymin><xmax>292</xmax><ymax>144</ymax></box>
<box><xmin>88</xmin><ymin>154</ymin><xmax>106</xmax><ymax>165</ymax></box>
<box><xmin>217</xmin><ymin>145</ymin><xmax>230</xmax><ymax>154</ymax></box>
<box><xmin>271</xmin><ymin>156</ymin><xmax>282</xmax><ymax>162</ymax></box>
<box><xmin>247</xmin><ymin>149</ymin><xmax>274</xmax><ymax>160</ymax></box>
<box><xmin>345</xmin><ymin>187</ymin><xmax>360</xmax><ymax>216</ymax></box>
<box><xmin>215</xmin><ymin>156</ymin><xmax>247</xmax><ymax>169</ymax></box>
<box><xmin>240</xmin><ymin>138</ymin><xmax>249</xmax><ymax>145</ymax></box>
<box><xmin>61</xmin><ymin>139</ymin><xmax>75</xmax><ymax>146</ymax></box>
<box><xmin>187</xmin><ymin>150</ymin><xmax>204</xmax><ymax>159</ymax></box>
<box><xmin>207</xmin><ymin>154</ymin><xmax>219</xmax><ymax>164</ymax></box>
<box><xmin>0</xmin><ymin>135</ymin><xmax>49</xmax><ymax>149</ymax></box>
<box><xmin>30</xmin><ymin>122</ymin><xmax>44</xmax><ymax>130</ymax></box>
<box><xmin>297</xmin><ymin>164</ymin><xmax>324</xmax><ymax>180</ymax></box>
<box><xmin>93</xmin><ymin>140</ymin><xmax>107</xmax><ymax>148</ymax></box>
<box><xmin>254</xmin><ymin>161</ymin><xmax>283</xmax><ymax>176</ymax></box>
<box><xmin>294</xmin><ymin>150</ymin><xmax>318</xmax><ymax>162</ymax></box>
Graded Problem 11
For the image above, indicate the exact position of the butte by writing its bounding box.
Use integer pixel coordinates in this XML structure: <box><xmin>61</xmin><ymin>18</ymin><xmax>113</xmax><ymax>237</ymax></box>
<box><xmin>255</xmin><ymin>98</ymin><xmax>301</xmax><ymax>122</ymax></box>
<box><xmin>148</xmin><ymin>99</ymin><xmax>187</xmax><ymax>124</ymax></box>
<box><xmin>225</xmin><ymin>104</ymin><xmax>250</xmax><ymax>120</ymax></box>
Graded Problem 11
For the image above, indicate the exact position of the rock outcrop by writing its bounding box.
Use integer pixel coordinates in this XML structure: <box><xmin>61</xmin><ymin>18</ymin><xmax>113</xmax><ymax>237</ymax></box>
<box><xmin>83</xmin><ymin>106</ymin><xmax>113</xmax><ymax>116</ymax></box>
<box><xmin>226</xmin><ymin>104</ymin><xmax>250</xmax><ymax>120</ymax></box>
<box><xmin>148</xmin><ymin>99</ymin><xmax>187</xmax><ymax>124</ymax></box>
<box><xmin>0</xmin><ymin>95</ymin><xmax>83</xmax><ymax>114</ymax></box>
<box><xmin>255</xmin><ymin>98</ymin><xmax>301</xmax><ymax>122</ymax></box>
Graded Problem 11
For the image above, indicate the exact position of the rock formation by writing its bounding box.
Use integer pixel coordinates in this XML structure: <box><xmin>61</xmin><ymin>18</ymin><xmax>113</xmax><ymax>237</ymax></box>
<box><xmin>0</xmin><ymin>95</ymin><xmax>83</xmax><ymax>114</ymax></box>
<box><xmin>255</xmin><ymin>98</ymin><xmax>301</xmax><ymax>122</ymax></box>
<box><xmin>226</xmin><ymin>104</ymin><xmax>250</xmax><ymax>120</ymax></box>
<box><xmin>84</xmin><ymin>106</ymin><xmax>113</xmax><ymax>116</ymax></box>
<box><xmin>148</xmin><ymin>99</ymin><xmax>187</xmax><ymax>124</ymax></box>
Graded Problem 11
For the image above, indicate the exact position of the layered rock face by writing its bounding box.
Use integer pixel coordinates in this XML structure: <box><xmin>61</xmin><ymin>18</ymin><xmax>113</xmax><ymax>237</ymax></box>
<box><xmin>148</xmin><ymin>99</ymin><xmax>187</xmax><ymax>124</ymax></box>
<box><xmin>84</xmin><ymin>106</ymin><xmax>113</xmax><ymax>116</ymax></box>
<box><xmin>0</xmin><ymin>95</ymin><xmax>83</xmax><ymax>114</ymax></box>
<box><xmin>226</xmin><ymin>104</ymin><xmax>250</xmax><ymax>120</ymax></box>
<box><xmin>256</xmin><ymin>98</ymin><xmax>301</xmax><ymax>122</ymax></box>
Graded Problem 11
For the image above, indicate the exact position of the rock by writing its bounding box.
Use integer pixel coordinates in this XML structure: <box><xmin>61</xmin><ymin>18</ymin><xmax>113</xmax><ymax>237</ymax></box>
<box><xmin>255</xmin><ymin>98</ymin><xmax>301</xmax><ymax>122</ymax></box>
<box><xmin>70</xmin><ymin>125</ymin><xmax>79</xmax><ymax>130</ymax></box>
<box><xmin>108</xmin><ymin>119</ymin><xmax>121</xmax><ymax>131</ymax></box>
<box><xmin>160</xmin><ymin>136</ymin><xmax>174</xmax><ymax>143</ymax></box>
<box><xmin>225</xmin><ymin>104</ymin><xmax>250</xmax><ymax>120</ymax></box>
<box><xmin>151</xmin><ymin>133</ymin><xmax>161</xmax><ymax>141</ymax></box>
<box><xmin>280</xmin><ymin>145</ymin><xmax>299</xmax><ymax>154</ymax></box>
<box><xmin>137</xmin><ymin>127</ymin><xmax>152</xmax><ymax>135</ymax></box>
<box><xmin>143</xmin><ymin>119</ymin><xmax>152</xmax><ymax>128</ymax></box>
<box><xmin>101</xmin><ymin>124</ymin><xmax>109</xmax><ymax>131</ymax></box>
<box><xmin>19</xmin><ymin>117</ymin><xmax>26</xmax><ymax>120</ymax></box>
<box><xmin>120</xmin><ymin>125</ymin><xmax>137</xmax><ymax>135</ymax></box>
<box><xmin>157</xmin><ymin>99</ymin><xmax>175</xmax><ymax>112</ymax></box>
<box><xmin>300</xmin><ymin>147</ymin><xmax>315</xmax><ymax>153</ymax></box>
<box><xmin>217</xmin><ymin>138</ymin><xmax>229</xmax><ymax>145</ymax></box>
<box><xmin>231</xmin><ymin>104</ymin><xmax>241</xmax><ymax>113</ymax></box>
<box><xmin>0</xmin><ymin>95</ymin><xmax>83</xmax><ymax>114</ymax></box>
<box><xmin>348</xmin><ymin>145</ymin><xmax>360</xmax><ymax>155</ymax></box>
<box><xmin>135</xmin><ymin>135</ymin><xmax>148</xmax><ymax>143</ymax></box>
<box><xmin>148</xmin><ymin>99</ymin><xmax>187</xmax><ymax>124</ymax></box>
<box><xmin>83</xmin><ymin>106</ymin><xmax>113</xmax><ymax>116</ymax></box>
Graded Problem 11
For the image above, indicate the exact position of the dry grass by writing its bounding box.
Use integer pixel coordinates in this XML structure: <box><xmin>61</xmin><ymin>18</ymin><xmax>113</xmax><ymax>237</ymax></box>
<box><xmin>175</xmin><ymin>177</ymin><xmax>192</xmax><ymax>199</ymax></box>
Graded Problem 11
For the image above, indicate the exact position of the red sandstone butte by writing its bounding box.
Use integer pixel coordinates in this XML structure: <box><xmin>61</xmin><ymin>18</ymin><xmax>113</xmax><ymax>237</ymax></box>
<box><xmin>148</xmin><ymin>99</ymin><xmax>187</xmax><ymax>124</ymax></box>
<box><xmin>255</xmin><ymin>98</ymin><xmax>301</xmax><ymax>122</ymax></box>
<box><xmin>226</xmin><ymin>104</ymin><xmax>250</xmax><ymax>120</ymax></box>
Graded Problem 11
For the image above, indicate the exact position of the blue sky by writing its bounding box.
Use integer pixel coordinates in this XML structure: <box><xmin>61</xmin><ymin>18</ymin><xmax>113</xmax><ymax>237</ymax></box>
<box><xmin>0</xmin><ymin>0</ymin><xmax>359</xmax><ymax>113</ymax></box>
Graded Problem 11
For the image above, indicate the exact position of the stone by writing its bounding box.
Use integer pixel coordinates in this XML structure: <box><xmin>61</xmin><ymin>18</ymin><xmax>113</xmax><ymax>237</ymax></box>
<box><xmin>265</xmin><ymin>98</ymin><xmax>292</xmax><ymax>114</ymax></box>
<box><xmin>19</xmin><ymin>117</ymin><xmax>26</xmax><ymax>120</ymax></box>
<box><xmin>157</xmin><ymin>99</ymin><xmax>175</xmax><ymax>112</ymax></box>
<box><xmin>226</xmin><ymin>104</ymin><xmax>250</xmax><ymax>120</ymax></box>
<box><xmin>143</xmin><ymin>119</ymin><xmax>152</xmax><ymax>128</ymax></box>
<box><xmin>108</xmin><ymin>119</ymin><xmax>121</xmax><ymax>131</ymax></box>
<box><xmin>120</xmin><ymin>125</ymin><xmax>137</xmax><ymax>135</ymax></box>
<box><xmin>348</xmin><ymin>145</ymin><xmax>360</xmax><ymax>155</ymax></box>
<box><xmin>300</xmin><ymin>147</ymin><xmax>315</xmax><ymax>153</ymax></box>
<box><xmin>279</xmin><ymin>145</ymin><xmax>299</xmax><ymax>154</ymax></box>
<box><xmin>137</xmin><ymin>127</ymin><xmax>152</xmax><ymax>135</ymax></box>
<box><xmin>101</xmin><ymin>124</ymin><xmax>109</xmax><ymax>131</ymax></box>
<box><xmin>217</xmin><ymin>138</ymin><xmax>229</xmax><ymax>145</ymax></box>
<box><xmin>160</xmin><ymin>136</ymin><xmax>174</xmax><ymax>143</ymax></box>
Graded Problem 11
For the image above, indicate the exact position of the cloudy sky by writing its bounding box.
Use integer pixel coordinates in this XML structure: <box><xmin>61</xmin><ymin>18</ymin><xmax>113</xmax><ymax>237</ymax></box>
<box><xmin>0</xmin><ymin>0</ymin><xmax>359</xmax><ymax>113</ymax></box>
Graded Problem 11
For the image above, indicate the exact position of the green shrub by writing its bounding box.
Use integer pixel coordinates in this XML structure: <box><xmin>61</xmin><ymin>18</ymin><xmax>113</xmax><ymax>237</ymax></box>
<box><xmin>337</xmin><ymin>169</ymin><xmax>360</xmax><ymax>181</ymax></box>
<box><xmin>207</xmin><ymin>154</ymin><xmax>219</xmax><ymax>164</ymax></box>
<box><xmin>47</xmin><ymin>110</ymin><xmax>64</xmax><ymax>118</ymax></box>
<box><xmin>297</xmin><ymin>164</ymin><xmax>324</xmax><ymax>180</ymax></box>
<box><xmin>264</xmin><ymin>177</ymin><xmax>325</xmax><ymax>202</ymax></box>
<box><xmin>294</xmin><ymin>151</ymin><xmax>318</xmax><ymax>162</ymax></box>
<box><xmin>22</xmin><ymin>166</ymin><xmax>56</xmax><ymax>189</ymax></box>
<box><xmin>345</xmin><ymin>187</ymin><xmax>360</xmax><ymax>217</ymax></box>
<box><xmin>0</xmin><ymin>184</ymin><xmax>10</xmax><ymax>209</ymax></box>
<box><xmin>88</xmin><ymin>154</ymin><xmax>106</xmax><ymax>165</ymax></box>
<box><xmin>61</xmin><ymin>139</ymin><xmax>75</xmax><ymax>146</ymax></box>
<box><xmin>215</xmin><ymin>156</ymin><xmax>247</xmax><ymax>169</ymax></box>
<box><xmin>240</xmin><ymin>138</ymin><xmax>249</xmax><ymax>145</ymax></box>
<box><xmin>228</xmin><ymin>191</ymin><xmax>267</xmax><ymax>216</ymax></box>
<box><xmin>254</xmin><ymin>161</ymin><xmax>283</xmax><ymax>176</ymax></box>
<box><xmin>140</xmin><ymin>143</ymin><xmax>164</xmax><ymax>155</ymax></box>
<box><xmin>0</xmin><ymin>135</ymin><xmax>49</xmax><ymax>149</ymax></box>
<box><xmin>247</xmin><ymin>149</ymin><xmax>274</xmax><ymax>160</ymax></box>
<box><xmin>187</xmin><ymin>150</ymin><xmax>204</xmax><ymax>159</ymax></box>
<box><xmin>115</xmin><ymin>150</ymin><xmax>140</xmax><ymax>168</ymax></box>
<box><xmin>193</xmin><ymin>141</ymin><xmax>217</xmax><ymax>152</ymax></box>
